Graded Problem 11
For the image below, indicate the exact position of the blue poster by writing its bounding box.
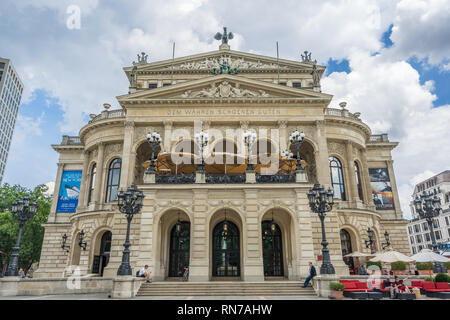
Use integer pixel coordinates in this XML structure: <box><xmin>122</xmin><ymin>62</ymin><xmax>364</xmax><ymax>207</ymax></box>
<box><xmin>56</xmin><ymin>170</ymin><xmax>82</xmax><ymax>213</ymax></box>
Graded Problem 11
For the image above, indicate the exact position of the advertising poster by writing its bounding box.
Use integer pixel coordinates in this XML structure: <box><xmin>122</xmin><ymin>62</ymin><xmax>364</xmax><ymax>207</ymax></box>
<box><xmin>56</xmin><ymin>170</ymin><xmax>82</xmax><ymax>213</ymax></box>
<box><xmin>369</xmin><ymin>168</ymin><xmax>394</xmax><ymax>210</ymax></box>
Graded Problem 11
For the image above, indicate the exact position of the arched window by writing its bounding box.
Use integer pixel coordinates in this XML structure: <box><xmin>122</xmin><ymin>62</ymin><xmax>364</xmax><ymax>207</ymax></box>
<box><xmin>354</xmin><ymin>162</ymin><xmax>364</xmax><ymax>201</ymax></box>
<box><xmin>88</xmin><ymin>163</ymin><xmax>96</xmax><ymax>203</ymax></box>
<box><xmin>106</xmin><ymin>158</ymin><xmax>121</xmax><ymax>202</ymax></box>
<box><xmin>329</xmin><ymin>157</ymin><xmax>346</xmax><ymax>200</ymax></box>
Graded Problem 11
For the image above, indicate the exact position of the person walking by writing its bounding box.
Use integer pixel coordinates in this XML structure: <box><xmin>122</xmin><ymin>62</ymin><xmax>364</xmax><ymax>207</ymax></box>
<box><xmin>303</xmin><ymin>262</ymin><xmax>317</xmax><ymax>288</ymax></box>
<box><xmin>183</xmin><ymin>266</ymin><xmax>189</xmax><ymax>281</ymax></box>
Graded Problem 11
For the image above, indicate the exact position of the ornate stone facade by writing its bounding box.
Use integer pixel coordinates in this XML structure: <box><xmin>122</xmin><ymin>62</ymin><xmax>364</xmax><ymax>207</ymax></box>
<box><xmin>34</xmin><ymin>43</ymin><xmax>409</xmax><ymax>282</ymax></box>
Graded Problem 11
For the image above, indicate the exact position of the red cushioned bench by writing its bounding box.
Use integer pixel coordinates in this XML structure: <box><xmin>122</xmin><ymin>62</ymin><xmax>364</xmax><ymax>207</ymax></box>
<box><xmin>341</xmin><ymin>281</ymin><xmax>373</xmax><ymax>298</ymax></box>
<box><xmin>422</xmin><ymin>281</ymin><xmax>450</xmax><ymax>297</ymax></box>
<box><xmin>408</xmin><ymin>280</ymin><xmax>423</xmax><ymax>290</ymax></box>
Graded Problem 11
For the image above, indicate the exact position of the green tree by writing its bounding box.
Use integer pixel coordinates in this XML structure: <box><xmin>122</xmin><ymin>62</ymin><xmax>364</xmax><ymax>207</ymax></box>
<box><xmin>0</xmin><ymin>183</ymin><xmax>52</xmax><ymax>274</ymax></box>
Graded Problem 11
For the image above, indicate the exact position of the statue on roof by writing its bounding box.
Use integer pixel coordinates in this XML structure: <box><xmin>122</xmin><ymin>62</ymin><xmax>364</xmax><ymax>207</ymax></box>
<box><xmin>133</xmin><ymin>52</ymin><xmax>148</xmax><ymax>65</ymax></box>
<box><xmin>301</xmin><ymin>50</ymin><xmax>317</xmax><ymax>64</ymax></box>
<box><xmin>214</xmin><ymin>27</ymin><xmax>234</xmax><ymax>44</ymax></box>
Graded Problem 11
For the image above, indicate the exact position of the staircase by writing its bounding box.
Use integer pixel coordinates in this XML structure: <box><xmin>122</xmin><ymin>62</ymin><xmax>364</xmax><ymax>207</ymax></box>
<box><xmin>136</xmin><ymin>281</ymin><xmax>316</xmax><ymax>297</ymax></box>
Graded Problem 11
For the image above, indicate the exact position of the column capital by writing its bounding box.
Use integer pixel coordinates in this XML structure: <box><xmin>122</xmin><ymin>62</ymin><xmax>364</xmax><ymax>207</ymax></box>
<box><xmin>277</xmin><ymin>120</ymin><xmax>288</xmax><ymax>128</ymax></box>
<box><xmin>163</xmin><ymin>120</ymin><xmax>173</xmax><ymax>128</ymax></box>
<box><xmin>124</xmin><ymin>120</ymin><xmax>135</xmax><ymax>129</ymax></box>
<box><xmin>202</xmin><ymin>120</ymin><xmax>211</xmax><ymax>130</ymax></box>
<box><xmin>240</xmin><ymin>120</ymin><xmax>249</xmax><ymax>130</ymax></box>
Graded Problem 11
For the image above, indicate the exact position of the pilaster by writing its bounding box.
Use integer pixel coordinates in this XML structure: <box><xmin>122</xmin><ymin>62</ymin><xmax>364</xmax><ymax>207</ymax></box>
<box><xmin>120</xmin><ymin>120</ymin><xmax>135</xmax><ymax>189</ymax></box>
<box><xmin>93</xmin><ymin>142</ymin><xmax>105</xmax><ymax>208</ymax></box>
<box><xmin>314</xmin><ymin>120</ymin><xmax>331</xmax><ymax>187</ymax></box>
<box><xmin>242</xmin><ymin>189</ymin><xmax>264</xmax><ymax>281</ymax></box>
<box><xmin>189</xmin><ymin>189</ymin><xmax>209</xmax><ymax>281</ymax></box>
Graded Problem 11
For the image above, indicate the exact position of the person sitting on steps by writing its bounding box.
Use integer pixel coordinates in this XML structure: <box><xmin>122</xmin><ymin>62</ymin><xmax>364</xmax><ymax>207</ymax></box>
<box><xmin>137</xmin><ymin>264</ymin><xmax>152</xmax><ymax>283</ymax></box>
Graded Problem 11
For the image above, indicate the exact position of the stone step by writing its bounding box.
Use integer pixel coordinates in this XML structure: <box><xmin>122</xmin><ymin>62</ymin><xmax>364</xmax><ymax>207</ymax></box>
<box><xmin>137</xmin><ymin>281</ymin><xmax>316</xmax><ymax>296</ymax></box>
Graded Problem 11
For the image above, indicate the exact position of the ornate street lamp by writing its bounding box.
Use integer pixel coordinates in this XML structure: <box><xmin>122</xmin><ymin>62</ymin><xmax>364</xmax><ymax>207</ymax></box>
<box><xmin>289</xmin><ymin>130</ymin><xmax>305</xmax><ymax>171</ymax></box>
<box><xmin>146</xmin><ymin>131</ymin><xmax>162</xmax><ymax>173</ymax></box>
<box><xmin>243</xmin><ymin>130</ymin><xmax>257</xmax><ymax>171</ymax></box>
<box><xmin>117</xmin><ymin>184</ymin><xmax>145</xmax><ymax>276</ymax></box>
<box><xmin>61</xmin><ymin>233</ymin><xmax>70</xmax><ymax>253</ymax></box>
<box><xmin>382</xmin><ymin>231</ymin><xmax>390</xmax><ymax>250</ymax></box>
<box><xmin>195</xmin><ymin>131</ymin><xmax>209</xmax><ymax>172</ymax></box>
<box><xmin>222</xmin><ymin>210</ymin><xmax>229</xmax><ymax>240</ymax></box>
<box><xmin>414</xmin><ymin>191</ymin><xmax>447</xmax><ymax>273</ymax></box>
<box><xmin>307</xmin><ymin>184</ymin><xmax>335</xmax><ymax>274</ymax></box>
<box><xmin>175</xmin><ymin>211</ymin><xmax>182</xmax><ymax>235</ymax></box>
<box><xmin>365</xmin><ymin>227</ymin><xmax>376</xmax><ymax>254</ymax></box>
<box><xmin>78</xmin><ymin>230</ymin><xmax>87</xmax><ymax>251</ymax></box>
<box><xmin>5</xmin><ymin>195</ymin><xmax>38</xmax><ymax>277</ymax></box>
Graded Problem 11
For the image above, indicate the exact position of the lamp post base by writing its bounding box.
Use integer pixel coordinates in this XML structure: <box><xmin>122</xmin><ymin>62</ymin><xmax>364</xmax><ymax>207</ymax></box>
<box><xmin>117</xmin><ymin>263</ymin><xmax>132</xmax><ymax>276</ymax></box>
<box><xmin>320</xmin><ymin>263</ymin><xmax>335</xmax><ymax>275</ymax></box>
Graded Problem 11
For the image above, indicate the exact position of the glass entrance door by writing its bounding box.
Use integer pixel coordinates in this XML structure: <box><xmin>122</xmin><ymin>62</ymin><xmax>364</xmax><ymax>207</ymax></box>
<box><xmin>212</xmin><ymin>221</ymin><xmax>240</xmax><ymax>277</ymax></box>
<box><xmin>262</xmin><ymin>221</ymin><xmax>284</xmax><ymax>276</ymax></box>
<box><xmin>169</xmin><ymin>221</ymin><xmax>190</xmax><ymax>277</ymax></box>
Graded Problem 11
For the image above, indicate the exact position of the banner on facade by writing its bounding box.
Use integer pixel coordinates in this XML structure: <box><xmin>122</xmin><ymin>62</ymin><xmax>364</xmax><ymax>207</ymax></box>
<box><xmin>56</xmin><ymin>170</ymin><xmax>82</xmax><ymax>213</ymax></box>
<box><xmin>369</xmin><ymin>168</ymin><xmax>394</xmax><ymax>210</ymax></box>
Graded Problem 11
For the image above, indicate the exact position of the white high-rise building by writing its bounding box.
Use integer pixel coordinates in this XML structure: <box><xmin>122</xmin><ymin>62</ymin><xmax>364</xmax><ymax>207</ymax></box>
<box><xmin>406</xmin><ymin>170</ymin><xmax>450</xmax><ymax>255</ymax></box>
<box><xmin>0</xmin><ymin>58</ymin><xmax>23</xmax><ymax>184</ymax></box>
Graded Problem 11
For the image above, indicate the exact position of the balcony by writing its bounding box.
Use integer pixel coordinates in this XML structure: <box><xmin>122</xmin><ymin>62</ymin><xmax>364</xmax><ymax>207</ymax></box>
<box><xmin>151</xmin><ymin>173</ymin><xmax>297</xmax><ymax>184</ymax></box>
<box><xmin>325</xmin><ymin>108</ymin><xmax>362</xmax><ymax>121</ymax></box>
<box><xmin>61</xmin><ymin>135</ymin><xmax>81</xmax><ymax>145</ymax></box>
<box><xmin>369</xmin><ymin>134</ymin><xmax>389</xmax><ymax>142</ymax></box>
<box><xmin>88</xmin><ymin>109</ymin><xmax>125</xmax><ymax>124</ymax></box>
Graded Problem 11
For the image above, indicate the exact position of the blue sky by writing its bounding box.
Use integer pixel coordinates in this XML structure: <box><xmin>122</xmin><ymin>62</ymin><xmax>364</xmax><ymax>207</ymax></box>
<box><xmin>1</xmin><ymin>0</ymin><xmax>449</xmax><ymax>218</ymax></box>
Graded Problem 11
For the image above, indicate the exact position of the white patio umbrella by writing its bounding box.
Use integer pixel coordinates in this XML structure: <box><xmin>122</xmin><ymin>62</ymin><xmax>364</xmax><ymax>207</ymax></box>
<box><xmin>369</xmin><ymin>250</ymin><xmax>415</xmax><ymax>263</ymax></box>
<box><xmin>410</xmin><ymin>249</ymin><xmax>449</xmax><ymax>263</ymax></box>
<box><xmin>344</xmin><ymin>251</ymin><xmax>375</xmax><ymax>258</ymax></box>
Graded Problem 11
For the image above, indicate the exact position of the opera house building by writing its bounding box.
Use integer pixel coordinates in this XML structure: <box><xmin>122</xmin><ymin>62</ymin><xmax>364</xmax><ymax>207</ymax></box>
<box><xmin>34</xmin><ymin>38</ymin><xmax>410</xmax><ymax>283</ymax></box>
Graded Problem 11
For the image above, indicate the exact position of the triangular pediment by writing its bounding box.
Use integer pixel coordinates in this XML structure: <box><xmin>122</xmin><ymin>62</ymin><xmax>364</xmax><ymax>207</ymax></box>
<box><xmin>117</xmin><ymin>74</ymin><xmax>332</xmax><ymax>103</ymax></box>
<box><xmin>125</xmin><ymin>49</ymin><xmax>324</xmax><ymax>74</ymax></box>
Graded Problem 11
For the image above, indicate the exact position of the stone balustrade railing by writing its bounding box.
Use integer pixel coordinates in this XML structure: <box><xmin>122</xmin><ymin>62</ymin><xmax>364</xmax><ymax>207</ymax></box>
<box><xmin>325</xmin><ymin>108</ymin><xmax>362</xmax><ymax>121</ymax></box>
<box><xmin>89</xmin><ymin>109</ymin><xmax>126</xmax><ymax>124</ymax></box>
<box><xmin>369</xmin><ymin>134</ymin><xmax>390</xmax><ymax>142</ymax></box>
<box><xmin>61</xmin><ymin>135</ymin><xmax>82</xmax><ymax>145</ymax></box>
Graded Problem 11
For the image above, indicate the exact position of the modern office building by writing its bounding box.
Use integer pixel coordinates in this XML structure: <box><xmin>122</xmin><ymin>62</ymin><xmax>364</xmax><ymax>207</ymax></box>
<box><xmin>0</xmin><ymin>58</ymin><xmax>23</xmax><ymax>184</ymax></box>
<box><xmin>406</xmin><ymin>170</ymin><xmax>450</xmax><ymax>254</ymax></box>
<box><xmin>35</xmin><ymin>35</ymin><xmax>409</xmax><ymax>284</ymax></box>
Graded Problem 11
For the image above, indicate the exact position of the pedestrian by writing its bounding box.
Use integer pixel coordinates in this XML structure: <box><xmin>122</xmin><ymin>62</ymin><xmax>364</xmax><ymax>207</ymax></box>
<box><xmin>183</xmin><ymin>266</ymin><xmax>189</xmax><ymax>281</ymax></box>
<box><xmin>18</xmin><ymin>268</ymin><xmax>25</xmax><ymax>279</ymax></box>
<box><xmin>302</xmin><ymin>262</ymin><xmax>317</xmax><ymax>288</ymax></box>
<box><xmin>138</xmin><ymin>264</ymin><xmax>152</xmax><ymax>283</ymax></box>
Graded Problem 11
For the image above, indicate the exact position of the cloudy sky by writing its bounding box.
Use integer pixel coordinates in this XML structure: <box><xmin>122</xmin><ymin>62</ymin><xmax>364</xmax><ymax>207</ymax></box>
<box><xmin>1</xmin><ymin>0</ymin><xmax>449</xmax><ymax>219</ymax></box>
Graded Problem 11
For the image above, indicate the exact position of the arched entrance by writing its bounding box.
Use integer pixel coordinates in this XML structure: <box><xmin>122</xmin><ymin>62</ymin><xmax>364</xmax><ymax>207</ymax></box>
<box><xmin>168</xmin><ymin>221</ymin><xmax>190</xmax><ymax>277</ymax></box>
<box><xmin>92</xmin><ymin>231</ymin><xmax>112</xmax><ymax>276</ymax></box>
<box><xmin>340</xmin><ymin>229</ymin><xmax>354</xmax><ymax>271</ymax></box>
<box><xmin>262</xmin><ymin>221</ymin><xmax>284</xmax><ymax>277</ymax></box>
<box><xmin>212</xmin><ymin>220</ymin><xmax>240</xmax><ymax>277</ymax></box>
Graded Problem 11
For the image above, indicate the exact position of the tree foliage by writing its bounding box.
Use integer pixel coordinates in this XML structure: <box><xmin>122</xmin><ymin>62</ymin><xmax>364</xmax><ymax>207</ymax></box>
<box><xmin>0</xmin><ymin>183</ymin><xmax>52</xmax><ymax>274</ymax></box>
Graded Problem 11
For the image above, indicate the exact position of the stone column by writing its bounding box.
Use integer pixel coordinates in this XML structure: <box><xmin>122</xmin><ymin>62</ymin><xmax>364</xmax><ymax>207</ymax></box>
<box><xmin>386</xmin><ymin>160</ymin><xmax>402</xmax><ymax>218</ymax></box>
<box><xmin>48</xmin><ymin>162</ymin><xmax>65</xmax><ymax>223</ymax></box>
<box><xmin>243</xmin><ymin>189</ymin><xmax>264</xmax><ymax>281</ymax></box>
<box><xmin>314</xmin><ymin>120</ymin><xmax>331</xmax><ymax>187</ymax></box>
<box><xmin>163</xmin><ymin>120</ymin><xmax>173</xmax><ymax>153</ymax></box>
<box><xmin>93</xmin><ymin>142</ymin><xmax>105</xmax><ymax>207</ymax></box>
<box><xmin>277</xmin><ymin>120</ymin><xmax>288</xmax><ymax>152</ymax></box>
<box><xmin>345</xmin><ymin>141</ymin><xmax>359</xmax><ymax>202</ymax></box>
<box><xmin>120</xmin><ymin>120</ymin><xmax>135</xmax><ymax>189</ymax></box>
<box><xmin>295</xmin><ymin>188</ymin><xmax>316</xmax><ymax>280</ymax></box>
<box><xmin>135</xmin><ymin>190</ymin><xmax>156</xmax><ymax>277</ymax></box>
<box><xmin>360</xmin><ymin>149</ymin><xmax>373</xmax><ymax>206</ymax></box>
<box><xmin>189</xmin><ymin>189</ymin><xmax>209</xmax><ymax>281</ymax></box>
<box><xmin>77</xmin><ymin>151</ymin><xmax>90</xmax><ymax>210</ymax></box>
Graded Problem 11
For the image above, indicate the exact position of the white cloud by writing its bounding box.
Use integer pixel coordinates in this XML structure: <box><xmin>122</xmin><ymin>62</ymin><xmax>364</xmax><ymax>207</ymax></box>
<box><xmin>389</xmin><ymin>0</ymin><xmax>450</xmax><ymax>65</ymax></box>
<box><xmin>323</xmin><ymin>49</ymin><xmax>450</xmax><ymax>219</ymax></box>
